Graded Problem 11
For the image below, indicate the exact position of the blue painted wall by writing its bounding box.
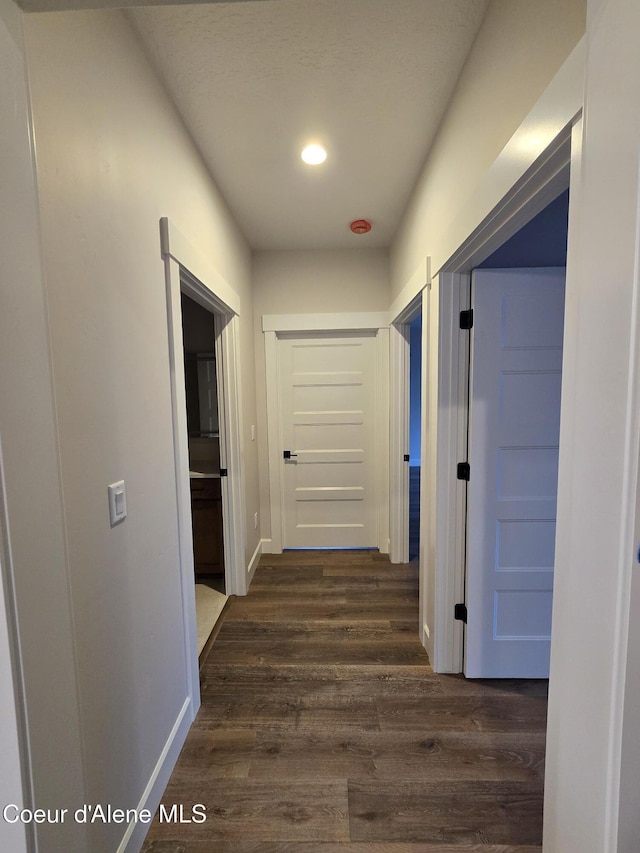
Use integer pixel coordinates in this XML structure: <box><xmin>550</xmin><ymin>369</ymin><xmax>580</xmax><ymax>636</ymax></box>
<box><xmin>479</xmin><ymin>189</ymin><xmax>569</xmax><ymax>268</ymax></box>
<box><xmin>409</xmin><ymin>314</ymin><xmax>422</xmax><ymax>465</ymax></box>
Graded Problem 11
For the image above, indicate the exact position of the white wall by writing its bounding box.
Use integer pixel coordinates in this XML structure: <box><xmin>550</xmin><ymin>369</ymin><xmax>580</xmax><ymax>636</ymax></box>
<box><xmin>390</xmin><ymin>0</ymin><xmax>586</xmax><ymax>298</ymax></box>
<box><xmin>252</xmin><ymin>248</ymin><xmax>390</xmax><ymax>544</ymax></box>
<box><xmin>0</xmin><ymin>1</ymin><xmax>86</xmax><ymax>850</ymax></box>
<box><xmin>22</xmin><ymin>9</ymin><xmax>258</xmax><ymax>851</ymax></box>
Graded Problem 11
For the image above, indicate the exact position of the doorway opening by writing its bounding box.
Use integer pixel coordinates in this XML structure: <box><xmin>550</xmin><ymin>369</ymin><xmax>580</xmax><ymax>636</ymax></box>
<box><xmin>180</xmin><ymin>292</ymin><xmax>228</xmax><ymax>656</ymax></box>
<box><xmin>430</xmin><ymin>119</ymin><xmax>578</xmax><ymax>676</ymax></box>
<box><xmin>441</xmin><ymin>186</ymin><xmax>570</xmax><ymax>679</ymax></box>
<box><xmin>161</xmin><ymin>216</ymin><xmax>247</xmax><ymax>706</ymax></box>
<box><xmin>460</xmin><ymin>190</ymin><xmax>569</xmax><ymax>677</ymax></box>
<box><xmin>408</xmin><ymin>314</ymin><xmax>422</xmax><ymax>561</ymax></box>
<box><xmin>389</xmin><ymin>290</ymin><xmax>425</xmax><ymax>566</ymax></box>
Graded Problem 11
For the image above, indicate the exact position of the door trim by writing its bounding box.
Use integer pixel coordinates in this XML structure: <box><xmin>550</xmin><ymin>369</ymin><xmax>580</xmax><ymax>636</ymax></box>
<box><xmin>160</xmin><ymin>218</ymin><xmax>247</xmax><ymax>710</ymax></box>
<box><xmin>263</xmin><ymin>313</ymin><xmax>389</xmax><ymax>554</ymax></box>
<box><xmin>263</xmin><ymin>311</ymin><xmax>389</xmax><ymax>333</ymax></box>
<box><xmin>431</xmin><ymin>271</ymin><xmax>469</xmax><ymax>671</ymax></box>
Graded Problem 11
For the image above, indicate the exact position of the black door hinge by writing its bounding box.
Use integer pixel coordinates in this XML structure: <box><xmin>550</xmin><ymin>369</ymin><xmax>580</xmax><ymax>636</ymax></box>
<box><xmin>404</xmin><ymin>454</ymin><xmax>410</xmax><ymax>462</ymax></box>
<box><xmin>454</xmin><ymin>603</ymin><xmax>468</xmax><ymax>624</ymax></box>
<box><xmin>457</xmin><ymin>461</ymin><xmax>470</xmax><ymax>481</ymax></box>
<box><xmin>459</xmin><ymin>309</ymin><xmax>474</xmax><ymax>330</ymax></box>
<box><xmin>219</xmin><ymin>468</ymin><xmax>228</xmax><ymax>478</ymax></box>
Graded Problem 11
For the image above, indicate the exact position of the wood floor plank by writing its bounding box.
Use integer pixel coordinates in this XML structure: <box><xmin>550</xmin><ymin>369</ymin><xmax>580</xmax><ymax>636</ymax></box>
<box><xmin>195</xmin><ymin>690</ymin><xmax>381</xmax><ymax>731</ymax></box>
<box><xmin>322</xmin><ymin>564</ymin><xmax>419</xmax><ymax>579</ymax></box>
<box><xmin>143</xmin><ymin>842</ymin><xmax>542</xmax><ymax>853</ymax></box>
<box><xmin>162</xmin><ymin>729</ymin><xmax>255</xmax><ymax>780</ymax></box>
<box><xmin>248</xmin><ymin>728</ymin><xmax>378</xmax><ymax>779</ymax></box>
<box><xmin>207</xmin><ymin>621</ymin><xmax>430</xmax><ymax>666</ymax></box>
<box><xmin>200</xmin><ymin>664</ymin><xmax>439</xmax><ymax>698</ymax></box>
<box><xmin>348</xmin><ymin>780</ymin><xmax>543</xmax><ymax>845</ymax></box>
<box><xmin>244</xmin><ymin>729</ymin><xmax>544</xmax><ymax>782</ymax></box>
<box><xmin>234</xmin><ymin>587</ymin><xmax>419</xmax><ymax>604</ymax></box>
<box><xmin>250</xmin><ymin>565</ymin><xmax>326</xmax><ymax>580</ymax></box>
<box><xmin>149</xmin><ymin>780</ymin><xmax>349</xmax><ymax>843</ymax></box>
<box><xmin>222</xmin><ymin>601</ymin><xmax>422</xmax><ymax>622</ymax></box>
<box><xmin>369</xmin><ymin>732</ymin><xmax>545</xmax><ymax>782</ymax></box>
<box><xmin>436</xmin><ymin>674</ymin><xmax>549</xmax><ymax>699</ymax></box>
<box><xmin>209</xmin><ymin>620</ymin><xmax>406</xmax><ymax>639</ymax></box>
<box><xmin>205</xmin><ymin>642</ymin><xmax>429</xmax><ymax>666</ymax></box>
<box><xmin>249</xmin><ymin>574</ymin><xmax>417</xmax><ymax>593</ymax></box>
<box><xmin>377</xmin><ymin>695</ymin><xmax>547</xmax><ymax>733</ymax></box>
<box><xmin>142</xmin><ymin>552</ymin><xmax>547</xmax><ymax>851</ymax></box>
<box><xmin>258</xmin><ymin>553</ymin><xmax>329</xmax><ymax>566</ymax></box>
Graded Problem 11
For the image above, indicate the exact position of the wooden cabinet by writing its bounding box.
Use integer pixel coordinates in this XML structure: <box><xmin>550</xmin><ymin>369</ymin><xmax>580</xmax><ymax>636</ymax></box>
<box><xmin>190</xmin><ymin>477</ymin><xmax>224</xmax><ymax>576</ymax></box>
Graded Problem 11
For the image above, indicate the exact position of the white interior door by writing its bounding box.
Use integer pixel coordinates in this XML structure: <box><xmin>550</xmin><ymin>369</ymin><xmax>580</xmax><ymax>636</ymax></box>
<box><xmin>465</xmin><ymin>268</ymin><xmax>565</xmax><ymax>678</ymax></box>
<box><xmin>278</xmin><ymin>331</ymin><xmax>378</xmax><ymax>549</ymax></box>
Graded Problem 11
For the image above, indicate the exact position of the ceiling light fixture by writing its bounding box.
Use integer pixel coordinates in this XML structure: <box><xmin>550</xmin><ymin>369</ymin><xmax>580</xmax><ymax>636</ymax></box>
<box><xmin>301</xmin><ymin>144</ymin><xmax>327</xmax><ymax>165</ymax></box>
<box><xmin>350</xmin><ymin>219</ymin><xmax>372</xmax><ymax>235</ymax></box>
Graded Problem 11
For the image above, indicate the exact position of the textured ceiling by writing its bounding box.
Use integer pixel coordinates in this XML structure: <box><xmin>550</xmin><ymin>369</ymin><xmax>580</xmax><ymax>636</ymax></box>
<box><xmin>122</xmin><ymin>0</ymin><xmax>489</xmax><ymax>250</ymax></box>
<box><xmin>20</xmin><ymin>0</ymin><xmax>271</xmax><ymax>10</ymax></box>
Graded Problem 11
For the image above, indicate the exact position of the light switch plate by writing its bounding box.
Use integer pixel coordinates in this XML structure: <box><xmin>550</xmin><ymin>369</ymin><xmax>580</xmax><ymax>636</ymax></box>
<box><xmin>108</xmin><ymin>480</ymin><xmax>127</xmax><ymax>526</ymax></box>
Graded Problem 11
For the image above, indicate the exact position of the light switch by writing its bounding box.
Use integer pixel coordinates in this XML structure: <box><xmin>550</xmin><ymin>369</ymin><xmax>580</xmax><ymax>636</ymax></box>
<box><xmin>108</xmin><ymin>480</ymin><xmax>127</xmax><ymax>526</ymax></box>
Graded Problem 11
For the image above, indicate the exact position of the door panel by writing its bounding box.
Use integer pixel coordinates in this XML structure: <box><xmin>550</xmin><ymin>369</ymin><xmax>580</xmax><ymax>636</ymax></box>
<box><xmin>465</xmin><ymin>268</ymin><xmax>565</xmax><ymax>678</ymax></box>
<box><xmin>278</xmin><ymin>332</ymin><xmax>377</xmax><ymax>549</ymax></box>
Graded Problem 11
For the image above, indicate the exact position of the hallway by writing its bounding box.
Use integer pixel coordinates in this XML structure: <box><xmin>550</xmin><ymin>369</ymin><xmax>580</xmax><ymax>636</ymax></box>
<box><xmin>142</xmin><ymin>552</ymin><xmax>546</xmax><ymax>851</ymax></box>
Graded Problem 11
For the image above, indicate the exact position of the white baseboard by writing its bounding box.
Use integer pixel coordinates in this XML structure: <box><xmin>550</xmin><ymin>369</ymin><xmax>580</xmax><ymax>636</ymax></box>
<box><xmin>259</xmin><ymin>538</ymin><xmax>282</xmax><ymax>555</ymax></box>
<box><xmin>246</xmin><ymin>538</ymin><xmax>263</xmax><ymax>587</ymax></box>
<box><xmin>118</xmin><ymin>697</ymin><xmax>193</xmax><ymax>853</ymax></box>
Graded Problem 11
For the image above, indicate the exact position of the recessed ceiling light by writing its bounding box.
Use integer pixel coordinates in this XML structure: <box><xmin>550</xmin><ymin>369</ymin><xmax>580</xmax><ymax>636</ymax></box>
<box><xmin>301</xmin><ymin>144</ymin><xmax>327</xmax><ymax>166</ymax></box>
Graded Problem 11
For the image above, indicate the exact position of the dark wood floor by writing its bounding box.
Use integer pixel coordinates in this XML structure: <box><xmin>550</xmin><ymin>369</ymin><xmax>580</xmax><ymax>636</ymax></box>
<box><xmin>141</xmin><ymin>551</ymin><xmax>546</xmax><ymax>852</ymax></box>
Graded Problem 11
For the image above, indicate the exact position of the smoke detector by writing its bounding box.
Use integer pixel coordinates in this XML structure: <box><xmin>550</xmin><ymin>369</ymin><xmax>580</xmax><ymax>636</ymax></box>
<box><xmin>350</xmin><ymin>219</ymin><xmax>372</xmax><ymax>235</ymax></box>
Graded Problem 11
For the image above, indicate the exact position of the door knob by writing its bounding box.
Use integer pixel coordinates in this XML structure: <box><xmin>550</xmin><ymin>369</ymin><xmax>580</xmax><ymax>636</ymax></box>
<box><xmin>283</xmin><ymin>450</ymin><xmax>298</xmax><ymax>459</ymax></box>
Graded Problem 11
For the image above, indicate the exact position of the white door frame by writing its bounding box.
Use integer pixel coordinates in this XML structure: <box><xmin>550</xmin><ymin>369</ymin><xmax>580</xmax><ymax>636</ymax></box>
<box><xmin>160</xmin><ymin>217</ymin><xmax>247</xmax><ymax>703</ymax></box>
<box><xmin>389</xmin><ymin>291</ymin><xmax>425</xmax><ymax>564</ymax></box>
<box><xmin>263</xmin><ymin>312</ymin><xmax>389</xmax><ymax>554</ymax></box>
<box><xmin>432</xmin><ymin>123</ymin><xmax>576</xmax><ymax>673</ymax></box>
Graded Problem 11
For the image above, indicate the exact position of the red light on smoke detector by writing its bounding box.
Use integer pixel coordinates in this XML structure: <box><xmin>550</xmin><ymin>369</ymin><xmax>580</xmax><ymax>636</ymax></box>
<box><xmin>350</xmin><ymin>219</ymin><xmax>372</xmax><ymax>234</ymax></box>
